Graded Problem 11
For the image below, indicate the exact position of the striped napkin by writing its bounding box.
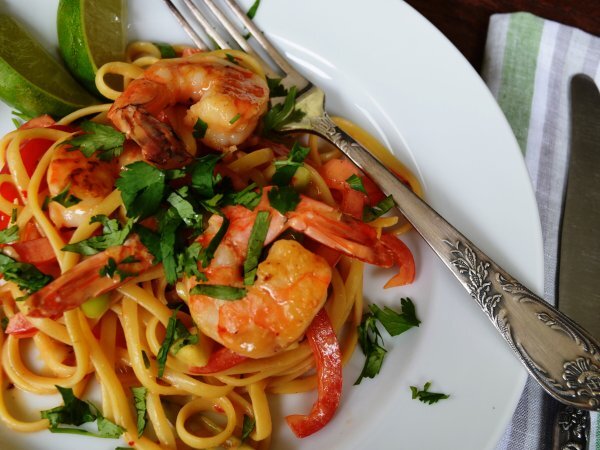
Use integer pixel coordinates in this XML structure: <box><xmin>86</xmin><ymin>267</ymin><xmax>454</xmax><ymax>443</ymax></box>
<box><xmin>481</xmin><ymin>12</ymin><xmax>600</xmax><ymax>450</ymax></box>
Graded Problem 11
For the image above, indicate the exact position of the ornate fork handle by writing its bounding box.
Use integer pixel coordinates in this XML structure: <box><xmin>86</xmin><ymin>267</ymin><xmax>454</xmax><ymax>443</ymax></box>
<box><xmin>284</xmin><ymin>88</ymin><xmax>600</xmax><ymax>411</ymax></box>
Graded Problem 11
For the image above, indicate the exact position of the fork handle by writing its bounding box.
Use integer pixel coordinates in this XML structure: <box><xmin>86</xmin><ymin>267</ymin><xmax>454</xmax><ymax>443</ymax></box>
<box><xmin>308</xmin><ymin>113</ymin><xmax>600</xmax><ymax>411</ymax></box>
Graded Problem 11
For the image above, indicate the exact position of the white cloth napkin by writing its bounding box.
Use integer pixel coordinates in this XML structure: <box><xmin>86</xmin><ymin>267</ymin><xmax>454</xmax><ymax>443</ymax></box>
<box><xmin>481</xmin><ymin>12</ymin><xmax>600</xmax><ymax>450</ymax></box>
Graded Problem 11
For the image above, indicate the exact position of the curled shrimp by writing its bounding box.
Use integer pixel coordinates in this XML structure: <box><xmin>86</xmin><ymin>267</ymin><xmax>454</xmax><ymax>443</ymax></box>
<box><xmin>25</xmin><ymin>237</ymin><xmax>153</xmax><ymax>318</ymax></box>
<box><xmin>108</xmin><ymin>54</ymin><xmax>269</xmax><ymax>169</ymax></box>
<box><xmin>47</xmin><ymin>145</ymin><xmax>118</xmax><ymax>229</ymax></box>
<box><xmin>187</xmin><ymin>189</ymin><xmax>414</xmax><ymax>358</ymax></box>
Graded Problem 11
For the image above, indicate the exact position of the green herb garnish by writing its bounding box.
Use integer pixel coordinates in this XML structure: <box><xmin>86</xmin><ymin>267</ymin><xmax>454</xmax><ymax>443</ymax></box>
<box><xmin>116</xmin><ymin>161</ymin><xmax>166</xmax><ymax>220</ymax></box>
<box><xmin>0</xmin><ymin>253</ymin><xmax>52</xmax><ymax>294</ymax></box>
<box><xmin>346</xmin><ymin>174</ymin><xmax>367</xmax><ymax>194</ymax></box>
<box><xmin>131</xmin><ymin>386</ymin><xmax>148</xmax><ymax>437</ymax></box>
<box><xmin>66</xmin><ymin>121</ymin><xmax>125</xmax><ymax>161</ymax></box>
<box><xmin>153</xmin><ymin>42</ymin><xmax>177</xmax><ymax>58</ymax></box>
<box><xmin>241</xmin><ymin>414</ymin><xmax>256</xmax><ymax>442</ymax></box>
<box><xmin>410</xmin><ymin>382</ymin><xmax>450</xmax><ymax>405</ymax></box>
<box><xmin>193</xmin><ymin>118</ymin><xmax>208</xmax><ymax>138</ymax></box>
<box><xmin>62</xmin><ymin>215</ymin><xmax>133</xmax><ymax>256</ymax></box>
<box><xmin>263</xmin><ymin>86</ymin><xmax>305</xmax><ymax>133</ymax></box>
<box><xmin>272</xmin><ymin>142</ymin><xmax>310</xmax><ymax>186</ymax></box>
<box><xmin>267</xmin><ymin>186</ymin><xmax>300</xmax><ymax>214</ymax></box>
<box><xmin>243</xmin><ymin>211</ymin><xmax>271</xmax><ymax>285</ymax></box>
<box><xmin>190</xmin><ymin>284</ymin><xmax>247</xmax><ymax>300</ymax></box>
<box><xmin>363</xmin><ymin>195</ymin><xmax>394</xmax><ymax>222</ymax></box>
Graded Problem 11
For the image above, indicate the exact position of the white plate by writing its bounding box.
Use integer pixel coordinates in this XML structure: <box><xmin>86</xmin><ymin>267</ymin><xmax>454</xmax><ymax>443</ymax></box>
<box><xmin>0</xmin><ymin>0</ymin><xmax>544</xmax><ymax>449</ymax></box>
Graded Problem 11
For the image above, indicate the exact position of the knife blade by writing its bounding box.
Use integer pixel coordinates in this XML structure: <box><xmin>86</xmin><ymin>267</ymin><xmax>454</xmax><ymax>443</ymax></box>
<box><xmin>552</xmin><ymin>74</ymin><xmax>600</xmax><ymax>450</ymax></box>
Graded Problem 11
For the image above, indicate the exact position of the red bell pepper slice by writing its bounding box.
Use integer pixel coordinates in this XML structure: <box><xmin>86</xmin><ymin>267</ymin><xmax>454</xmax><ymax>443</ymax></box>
<box><xmin>381</xmin><ymin>233</ymin><xmax>416</xmax><ymax>287</ymax></box>
<box><xmin>5</xmin><ymin>313</ymin><xmax>38</xmax><ymax>338</ymax></box>
<box><xmin>189</xmin><ymin>347</ymin><xmax>247</xmax><ymax>375</ymax></box>
<box><xmin>286</xmin><ymin>309</ymin><xmax>342</xmax><ymax>438</ymax></box>
<box><xmin>10</xmin><ymin>237</ymin><xmax>56</xmax><ymax>266</ymax></box>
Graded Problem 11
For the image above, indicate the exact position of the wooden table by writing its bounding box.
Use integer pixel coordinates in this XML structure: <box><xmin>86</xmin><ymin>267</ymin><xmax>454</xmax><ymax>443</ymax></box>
<box><xmin>404</xmin><ymin>0</ymin><xmax>600</xmax><ymax>71</ymax></box>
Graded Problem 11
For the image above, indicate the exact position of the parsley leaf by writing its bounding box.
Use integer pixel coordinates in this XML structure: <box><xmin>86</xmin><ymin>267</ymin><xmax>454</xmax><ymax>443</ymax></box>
<box><xmin>99</xmin><ymin>256</ymin><xmax>139</xmax><ymax>281</ymax></box>
<box><xmin>272</xmin><ymin>142</ymin><xmax>310</xmax><ymax>186</ymax></box>
<box><xmin>153</xmin><ymin>42</ymin><xmax>177</xmax><ymax>58</ymax></box>
<box><xmin>363</xmin><ymin>195</ymin><xmax>395</xmax><ymax>222</ymax></box>
<box><xmin>66</xmin><ymin>121</ymin><xmax>125</xmax><ymax>161</ymax></box>
<box><xmin>193</xmin><ymin>118</ymin><xmax>208</xmax><ymax>138</ymax></box>
<box><xmin>0</xmin><ymin>224</ymin><xmax>19</xmax><ymax>244</ymax></box>
<box><xmin>1</xmin><ymin>316</ymin><xmax>8</xmax><ymax>332</ymax></box>
<box><xmin>116</xmin><ymin>161</ymin><xmax>166</xmax><ymax>220</ymax></box>
<box><xmin>49</xmin><ymin>184</ymin><xmax>81</xmax><ymax>208</ymax></box>
<box><xmin>410</xmin><ymin>382</ymin><xmax>450</xmax><ymax>405</ymax></box>
<box><xmin>41</xmin><ymin>386</ymin><xmax>124</xmax><ymax>438</ymax></box>
<box><xmin>369</xmin><ymin>298</ymin><xmax>420</xmax><ymax>336</ymax></box>
<box><xmin>131</xmin><ymin>386</ymin><xmax>148</xmax><ymax>437</ymax></box>
<box><xmin>266</xmin><ymin>77</ymin><xmax>287</xmax><ymax>98</ymax></box>
<box><xmin>229</xmin><ymin>113</ymin><xmax>241</xmax><ymax>124</ymax></box>
<box><xmin>262</xmin><ymin>86</ymin><xmax>305</xmax><ymax>133</ymax></box>
<box><xmin>156</xmin><ymin>308</ymin><xmax>198</xmax><ymax>377</ymax></box>
<box><xmin>355</xmin><ymin>314</ymin><xmax>387</xmax><ymax>385</ymax></box>
<box><xmin>176</xmin><ymin>242</ymin><xmax>203</xmax><ymax>279</ymax></box>
<box><xmin>241</xmin><ymin>414</ymin><xmax>256</xmax><ymax>442</ymax></box>
<box><xmin>62</xmin><ymin>216</ymin><xmax>133</xmax><ymax>255</ymax></box>
<box><xmin>268</xmin><ymin>186</ymin><xmax>300</xmax><ymax>214</ymax></box>
<box><xmin>355</xmin><ymin>298</ymin><xmax>420</xmax><ymax>384</ymax></box>
<box><xmin>190</xmin><ymin>284</ymin><xmax>247</xmax><ymax>300</ymax></box>
<box><xmin>0</xmin><ymin>253</ymin><xmax>52</xmax><ymax>294</ymax></box>
<box><xmin>346</xmin><ymin>174</ymin><xmax>367</xmax><ymax>194</ymax></box>
<box><xmin>199</xmin><ymin>217</ymin><xmax>229</xmax><ymax>268</ymax></box>
<box><xmin>223</xmin><ymin>183</ymin><xmax>262</xmax><ymax>210</ymax></box>
<box><xmin>167</xmin><ymin>188</ymin><xmax>203</xmax><ymax>230</ymax></box>
<box><xmin>190</xmin><ymin>154</ymin><xmax>222</xmax><ymax>198</ymax></box>
<box><xmin>141</xmin><ymin>350</ymin><xmax>151</xmax><ymax>369</ymax></box>
<box><xmin>158</xmin><ymin>207</ymin><xmax>183</xmax><ymax>285</ymax></box>
<box><xmin>243</xmin><ymin>211</ymin><xmax>270</xmax><ymax>285</ymax></box>
<box><xmin>242</xmin><ymin>0</ymin><xmax>261</xmax><ymax>39</ymax></box>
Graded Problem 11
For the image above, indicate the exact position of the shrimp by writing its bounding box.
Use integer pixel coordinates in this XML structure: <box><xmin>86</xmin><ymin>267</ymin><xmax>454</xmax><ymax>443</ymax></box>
<box><xmin>186</xmin><ymin>189</ymin><xmax>414</xmax><ymax>358</ymax></box>
<box><xmin>189</xmin><ymin>238</ymin><xmax>332</xmax><ymax>358</ymax></box>
<box><xmin>108</xmin><ymin>54</ymin><xmax>269</xmax><ymax>169</ymax></box>
<box><xmin>25</xmin><ymin>237</ymin><xmax>153</xmax><ymax>318</ymax></box>
<box><xmin>47</xmin><ymin>145</ymin><xmax>118</xmax><ymax>229</ymax></box>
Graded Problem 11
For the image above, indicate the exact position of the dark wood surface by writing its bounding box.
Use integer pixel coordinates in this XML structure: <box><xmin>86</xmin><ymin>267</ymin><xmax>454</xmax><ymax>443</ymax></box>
<box><xmin>404</xmin><ymin>0</ymin><xmax>600</xmax><ymax>71</ymax></box>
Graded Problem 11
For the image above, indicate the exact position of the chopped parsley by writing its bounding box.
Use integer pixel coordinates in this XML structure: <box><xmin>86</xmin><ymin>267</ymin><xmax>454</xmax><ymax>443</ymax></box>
<box><xmin>242</xmin><ymin>0</ymin><xmax>261</xmax><ymax>39</ymax></box>
<box><xmin>141</xmin><ymin>350</ymin><xmax>151</xmax><ymax>369</ymax></box>
<box><xmin>190</xmin><ymin>154</ymin><xmax>222</xmax><ymax>198</ymax></box>
<box><xmin>156</xmin><ymin>307</ymin><xmax>199</xmax><ymax>378</ymax></box>
<box><xmin>266</xmin><ymin>77</ymin><xmax>287</xmax><ymax>98</ymax></box>
<box><xmin>272</xmin><ymin>142</ymin><xmax>310</xmax><ymax>186</ymax></box>
<box><xmin>223</xmin><ymin>183</ymin><xmax>262</xmax><ymax>210</ymax></box>
<box><xmin>40</xmin><ymin>386</ymin><xmax>124</xmax><ymax>438</ymax></box>
<box><xmin>0</xmin><ymin>253</ymin><xmax>52</xmax><ymax>294</ymax></box>
<box><xmin>198</xmin><ymin>217</ymin><xmax>229</xmax><ymax>268</ymax></box>
<box><xmin>167</xmin><ymin>188</ymin><xmax>203</xmax><ymax>230</ymax></box>
<box><xmin>355</xmin><ymin>298</ymin><xmax>420</xmax><ymax>385</ymax></box>
<box><xmin>153</xmin><ymin>42</ymin><xmax>177</xmax><ymax>58</ymax></box>
<box><xmin>410</xmin><ymin>382</ymin><xmax>450</xmax><ymax>405</ymax></box>
<box><xmin>0</xmin><ymin>224</ymin><xmax>19</xmax><ymax>244</ymax></box>
<box><xmin>225</xmin><ymin>53</ymin><xmax>237</xmax><ymax>64</ymax></box>
<box><xmin>99</xmin><ymin>256</ymin><xmax>139</xmax><ymax>281</ymax></box>
<box><xmin>243</xmin><ymin>211</ymin><xmax>271</xmax><ymax>285</ymax></box>
<box><xmin>193</xmin><ymin>118</ymin><xmax>208</xmax><ymax>138</ymax></box>
<box><xmin>268</xmin><ymin>186</ymin><xmax>300</xmax><ymax>214</ymax></box>
<box><xmin>131</xmin><ymin>386</ymin><xmax>148</xmax><ymax>437</ymax></box>
<box><xmin>158</xmin><ymin>207</ymin><xmax>183</xmax><ymax>284</ymax></box>
<box><xmin>346</xmin><ymin>174</ymin><xmax>367</xmax><ymax>194</ymax></box>
<box><xmin>241</xmin><ymin>414</ymin><xmax>256</xmax><ymax>442</ymax></box>
<box><xmin>229</xmin><ymin>113</ymin><xmax>241</xmax><ymax>124</ymax></box>
<box><xmin>49</xmin><ymin>184</ymin><xmax>81</xmax><ymax>208</ymax></box>
<box><xmin>190</xmin><ymin>284</ymin><xmax>247</xmax><ymax>300</ymax></box>
<box><xmin>66</xmin><ymin>121</ymin><xmax>125</xmax><ymax>161</ymax></box>
<box><xmin>262</xmin><ymin>86</ymin><xmax>305</xmax><ymax>133</ymax></box>
<box><xmin>1</xmin><ymin>316</ymin><xmax>8</xmax><ymax>332</ymax></box>
<box><xmin>62</xmin><ymin>215</ymin><xmax>133</xmax><ymax>256</ymax></box>
<box><xmin>116</xmin><ymin>161</ymin><xmax>166</xmax><ymax>220</ymax></box>
<box><xmin>363</xmin><ymin>195</ymin><xmax>395</xmax><ymax>222</ymax></box>
<box><xmin>176</xmin><ymin>242</ymin><xmax>205</xmax><ymax>280</ymax></box>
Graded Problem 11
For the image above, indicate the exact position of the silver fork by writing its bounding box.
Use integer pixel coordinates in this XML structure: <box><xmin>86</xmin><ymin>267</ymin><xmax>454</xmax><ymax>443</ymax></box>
<box><xmin>163</xmin><ymin>0</ymin><xmax>600</xmax><ymax>412</ymax></box>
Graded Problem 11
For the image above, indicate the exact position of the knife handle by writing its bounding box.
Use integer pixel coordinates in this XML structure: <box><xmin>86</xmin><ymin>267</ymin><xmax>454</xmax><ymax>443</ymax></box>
<box><xmin>308</xmin><ymin>114</ymin><xmax>600</xmax><ymax>411</ymax></box>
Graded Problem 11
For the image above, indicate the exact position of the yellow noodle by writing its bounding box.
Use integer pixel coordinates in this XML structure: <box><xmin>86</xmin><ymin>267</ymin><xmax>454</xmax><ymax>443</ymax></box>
<box><xmin>176</xmin><ymin>396</ymin><xmax>236</xmax><ymax>449</ymax></box>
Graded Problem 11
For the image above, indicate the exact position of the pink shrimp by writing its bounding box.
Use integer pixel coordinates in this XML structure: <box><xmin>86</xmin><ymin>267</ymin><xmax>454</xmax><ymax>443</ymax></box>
<box><xmin>107</xmin><ymin>54</ymin><xmax>269</xmax><ymax>169</ymax></box>
<box><xmin>187</xmin><ymin>189</ymin><xmax>414</xmax><ymax>358</ymax></box>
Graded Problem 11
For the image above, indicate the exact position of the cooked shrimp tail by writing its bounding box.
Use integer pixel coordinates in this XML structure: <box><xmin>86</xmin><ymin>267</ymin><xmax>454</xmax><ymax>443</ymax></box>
<box><xmin>25</xmin><ymin>237</ymin><xmax>153</xmax><ymax>318</ymax></box>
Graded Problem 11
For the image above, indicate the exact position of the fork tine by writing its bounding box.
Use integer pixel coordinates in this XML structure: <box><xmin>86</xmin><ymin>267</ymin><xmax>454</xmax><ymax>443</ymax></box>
<box><xmin>161</xmin><ymin>0</ymin><xmax>210</xmax><ymax>50</ymax></box>
<box><xmin>221</xmin><ymin>0</ymin><xmax>303</xmax><ymax>79</ymax></box>
<box><xmin>199</xmin><ymin>0</ymin><xmax>255</xmax><ymax>55</ymax></box>
<box><xmin>181</xmin><ymin>0</ymin><xmax>230</xmax><ymax>50</ymax></box>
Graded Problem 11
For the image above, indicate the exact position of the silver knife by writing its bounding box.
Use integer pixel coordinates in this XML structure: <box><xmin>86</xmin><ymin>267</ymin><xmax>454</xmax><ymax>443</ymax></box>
<box><xmin>552</xmin><ymin>74</ymin><xmax>600</xmax><ymax>449</ymax></box>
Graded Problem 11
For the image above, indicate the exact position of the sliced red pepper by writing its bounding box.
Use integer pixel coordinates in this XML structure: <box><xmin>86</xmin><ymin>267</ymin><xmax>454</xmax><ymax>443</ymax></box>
<box><xmin>286</xmin><ymin>309</ymin><xmax>342</xmax><ymax>438</ymax></box>
<box><xmin>188</xmin><ymin>347</ymin><xmax>247</xmax><ymax>375</ymax></box>
<box><xmin>381</xmin><ymin>233</ymin><xmax>416</xmax><ymax>287</ymax></box>
<box><xmin>10</xmin><ymin>237</ymin><xmax>56</xmax><ymax>266</ymax></box>
<box><xmin>5</xmin><ymin>313</ymin><xmax>38</xmax><ymax>338</ymax></box>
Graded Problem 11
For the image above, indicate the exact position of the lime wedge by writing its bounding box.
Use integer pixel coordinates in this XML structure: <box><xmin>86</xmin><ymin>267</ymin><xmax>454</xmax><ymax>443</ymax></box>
<box><xmin>57</xmin><ymin>0</ymin><xmax>126</xmax><ymax>96</ymax></box>
<box><xmin>0</xmin><ymin>14</ymin><xmax>98</xmax><ymax>119</ymax></box>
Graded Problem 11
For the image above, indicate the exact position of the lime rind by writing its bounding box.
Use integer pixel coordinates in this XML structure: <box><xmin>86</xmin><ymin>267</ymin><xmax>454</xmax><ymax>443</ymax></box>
<box><xmin>57</xmin><ymin>0</ymin><xmax>125</xmax><ymax>97</ymax></box>
<box><xmin>0</xmin><ymin>14</ymin><xmax>97</xmax><ymax>118</ymax></box>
